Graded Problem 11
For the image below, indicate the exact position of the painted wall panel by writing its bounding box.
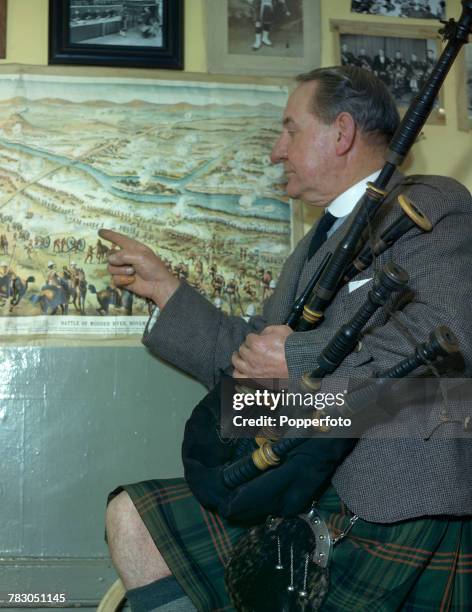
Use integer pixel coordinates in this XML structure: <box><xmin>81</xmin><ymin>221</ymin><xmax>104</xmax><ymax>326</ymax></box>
<box><xmin>0</xmin><ymin>398</ymin><xmax>25</xmax><ymax>555</ymax></box>
<box><xmin>0</xmin><ymin>345</ymin><xmax>205</xmax><ymax>604</ymax></box>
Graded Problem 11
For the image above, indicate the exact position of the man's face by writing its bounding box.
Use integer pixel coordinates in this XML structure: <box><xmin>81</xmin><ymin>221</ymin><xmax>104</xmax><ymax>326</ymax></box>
<box><xmin>270</xmin><ymin>82</ymin><xmax>339</xmax><ymax>206</ymax></box>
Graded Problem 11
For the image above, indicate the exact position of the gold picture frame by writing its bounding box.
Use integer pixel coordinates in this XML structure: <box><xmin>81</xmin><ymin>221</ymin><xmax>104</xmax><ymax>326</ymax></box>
<box><xmin>331</xmin><ymin>19</ymin><xmax>445</xmax><ymax>125</ymax></box>
<box><xmin>206</xmin><ymin>0</ymin><xmax>321</xmax><ymax>77</ymax></box>
<box><xmin>457</xmin><ymin>41</ymin><xmax>472</xmax><ymax>131</ymax></box>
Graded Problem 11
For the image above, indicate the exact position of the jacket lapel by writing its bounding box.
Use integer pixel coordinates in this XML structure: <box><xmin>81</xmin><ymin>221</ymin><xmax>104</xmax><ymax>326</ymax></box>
<box><xmin>295</xmin><ymin>169</ymin><xmax>406</xmax><ymax>297</ymax></box>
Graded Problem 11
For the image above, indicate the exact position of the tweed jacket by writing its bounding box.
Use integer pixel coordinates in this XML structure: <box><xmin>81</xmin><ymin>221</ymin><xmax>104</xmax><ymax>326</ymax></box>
<box><xmin>144</xmin><ymin>173</ymin><xmax>472</xmax><ymax>523</ymax></box>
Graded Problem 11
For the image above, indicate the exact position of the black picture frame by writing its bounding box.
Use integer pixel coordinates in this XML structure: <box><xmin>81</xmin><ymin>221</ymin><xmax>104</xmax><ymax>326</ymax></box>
<box><xmin>49</xmin><ymin>0</ymin><xmax>183</xmax><ymax>70</ymax></box>
<box><xmin>0</xmin><ymin>0</ymin><xmax>6</xmax><ymax>59</ymax></box>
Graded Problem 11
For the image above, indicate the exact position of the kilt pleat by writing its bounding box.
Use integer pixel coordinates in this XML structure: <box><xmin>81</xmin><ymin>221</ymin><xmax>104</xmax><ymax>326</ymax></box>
<box><xmin>109</xmin><ymin>480</ymin><xmax>471</xmax><ymax>611</ymax></box>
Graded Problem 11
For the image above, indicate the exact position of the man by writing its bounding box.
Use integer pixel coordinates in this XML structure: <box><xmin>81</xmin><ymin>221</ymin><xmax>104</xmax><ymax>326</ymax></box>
<box><xmin>45</xmin><ymin>261</ymin><xmax>61</xmax><ymax>287</ymax></box>
<box><xmin>249</xmin><ymin>0</ymin><xmax>290</xmax><ymax>51</ymax></box>
<box><xmin>140</xmin><ymin>7</ymin><xmax>154</xmax><ymax>39</ymax></box>
<box><xmin>340</xmin><ymin>42</ymin><xmax>357</xmax><ymax>67</ymax></box>
<box><xmin>372</xmin><ymin>47</ymin><xmax>391</xmax><ymax>84</ymax></box>
<box><xmin>357</xmin><ymin>48</ymin><xmax>373</xmax><ymax>71</ymax></box>
<box><xmin>391</xmin><ymin>49</ymin><xmax>409</xmax><ymax>99</ymax></box>
<box><xmin>119</xmin><ymin>8</ymin><xmax>128</xmax><ymax>37</ymax></box>
<box><xmin>102</xmin><ymin>67</ymin><xmax>472</xmax><ymax>610</ymax></box>
<box><xmin>408</xmin><ymin>52</ymin><xmax>426</xmax><ymax>94</ymax></box>
<box><xmin>425</xmin><ymin>47</ymin><xmax>437</xmax><ymax>79</ymax></box>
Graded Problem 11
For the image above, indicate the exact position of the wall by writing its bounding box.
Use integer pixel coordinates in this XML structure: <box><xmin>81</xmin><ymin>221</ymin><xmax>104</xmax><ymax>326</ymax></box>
<box><xmin>1</xmin><ymin>346</ymin><xmax>200</xmax><ymax>608</ymax></box>
<box><xmin>0</xmin><ymin>0</ymin><xmax>470</xmax><ymax>609</ymax></box>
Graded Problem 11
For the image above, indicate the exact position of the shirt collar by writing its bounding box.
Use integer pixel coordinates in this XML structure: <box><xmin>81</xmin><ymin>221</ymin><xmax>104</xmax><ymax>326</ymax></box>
<box><xmin>327</xmin><ymin>170</ymin><xmax>381</xmax><ymax>219</ymax></box>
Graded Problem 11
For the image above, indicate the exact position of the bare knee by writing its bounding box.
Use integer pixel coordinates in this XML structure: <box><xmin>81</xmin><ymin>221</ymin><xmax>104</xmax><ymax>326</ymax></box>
<box><xmin>106</xmin><ymin>490</ymin><xmax>171</xmax><ymax>588</ymax></box>
<box><xmin>106</xmin><ymin>490</ymin><xmax>157</xmax><ymax>551</ymax></box>
<box><xmin>106</xmin><ymin>490</ymin><xmax>139</xmax><ymax>539</ymax></box>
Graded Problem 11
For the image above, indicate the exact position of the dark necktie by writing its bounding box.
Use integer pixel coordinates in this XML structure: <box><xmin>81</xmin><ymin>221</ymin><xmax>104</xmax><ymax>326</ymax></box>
<box><xmin>307</xmin><ymin>211</ymin><xmax>337</xmax><ymax>260</ymax></box>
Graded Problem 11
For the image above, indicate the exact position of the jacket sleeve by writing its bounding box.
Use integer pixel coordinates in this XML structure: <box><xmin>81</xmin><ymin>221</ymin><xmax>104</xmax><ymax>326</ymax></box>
<box><xmin>142</xmin><ymin>282</ymin><xmax>268</xmax><ymax>388</ymax></box>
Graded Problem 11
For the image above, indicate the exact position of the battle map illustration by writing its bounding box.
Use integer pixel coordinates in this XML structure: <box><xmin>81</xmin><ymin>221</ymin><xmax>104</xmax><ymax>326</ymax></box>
<box><xmin>0</xmin><ymin>73</ymin><xmax>291</xmax><ymax>336</ymax></box>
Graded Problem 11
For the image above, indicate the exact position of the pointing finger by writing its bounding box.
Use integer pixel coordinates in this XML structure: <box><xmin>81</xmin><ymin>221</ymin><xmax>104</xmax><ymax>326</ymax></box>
<box><xmin>98</xmin><ymin>228</ymin><xmax>140</xmax><ymax>250</ymax></box>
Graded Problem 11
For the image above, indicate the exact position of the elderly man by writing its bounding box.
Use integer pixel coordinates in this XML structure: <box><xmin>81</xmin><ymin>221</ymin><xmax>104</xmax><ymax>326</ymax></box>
<box><xmin>102</xmin><ymin>66</ymin><xmax>472</xmax><ymax>611</ymax></box>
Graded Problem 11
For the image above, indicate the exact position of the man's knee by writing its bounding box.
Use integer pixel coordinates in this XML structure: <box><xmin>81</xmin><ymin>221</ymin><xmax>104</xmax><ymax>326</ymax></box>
<box><xmin>106</xmin><ymin>490</ymin><xmax>171</xmax><ymax>585</ymax></box>
<box><xmin>106</xmin><ymin>490</ymin><xmax>144</xmax><ymax>542</ymax></box>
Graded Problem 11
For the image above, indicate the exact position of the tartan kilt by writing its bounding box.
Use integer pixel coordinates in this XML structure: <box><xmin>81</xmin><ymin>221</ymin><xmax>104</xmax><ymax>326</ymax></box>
<box><xmin>108</xmin><ymin>480</ymin><xmax>472</xmax><ymax>611</ymax></box>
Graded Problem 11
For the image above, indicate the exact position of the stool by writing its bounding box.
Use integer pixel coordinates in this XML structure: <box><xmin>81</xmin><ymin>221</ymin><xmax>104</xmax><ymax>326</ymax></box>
<box><xmin>97</xmin><ymin>578</ymin><xmax>126</xmax><ymax>612</ymax></box>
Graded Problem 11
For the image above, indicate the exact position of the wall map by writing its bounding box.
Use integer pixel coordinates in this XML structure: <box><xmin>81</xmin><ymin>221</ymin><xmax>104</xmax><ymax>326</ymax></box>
<box><xmin>0</xmin><ymin>73</ymin><xmax>291</xmax><ymax>337</ymax></box>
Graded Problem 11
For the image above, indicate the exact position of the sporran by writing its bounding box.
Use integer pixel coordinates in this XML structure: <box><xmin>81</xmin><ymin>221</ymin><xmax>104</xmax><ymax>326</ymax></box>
<box><xmin>225</xmin><ymin>506</ymin><xmax>340</xmax><ymax>611</ymax></box>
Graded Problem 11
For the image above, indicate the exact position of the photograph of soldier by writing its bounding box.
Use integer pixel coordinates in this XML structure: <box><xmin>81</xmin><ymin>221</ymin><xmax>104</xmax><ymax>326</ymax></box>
<box><xmin>69</xmin><ymin>0</ymin><xmax>163</xmax><ymax>47</ymax></box>
<box><xmin>351</xmin><ymin>0</ymin><xmax>446</xmax><ymax>19</ymax></box>
<box><xmin>227</xmin><ymin>0</ymin><xmax>304</xmax><ymax>57</ymax></box>
<box><xmin>340</xmin><ymin>33</ymin><xmax>438</xmax><ymax>106</ymax></box>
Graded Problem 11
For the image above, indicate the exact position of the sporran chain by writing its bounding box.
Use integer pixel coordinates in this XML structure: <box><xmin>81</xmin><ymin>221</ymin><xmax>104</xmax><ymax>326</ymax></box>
<box><xmin>332</xmin><ymin>513</ymin><xmax>359</xmax><ymax>546</ymax></box>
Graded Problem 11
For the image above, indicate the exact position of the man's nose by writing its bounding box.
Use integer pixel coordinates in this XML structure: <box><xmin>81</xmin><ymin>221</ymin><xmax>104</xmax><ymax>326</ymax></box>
<box><xmin>270</xmin><ymin>134</ymin><xmax>287</xmax><ymax>164</ymax></box>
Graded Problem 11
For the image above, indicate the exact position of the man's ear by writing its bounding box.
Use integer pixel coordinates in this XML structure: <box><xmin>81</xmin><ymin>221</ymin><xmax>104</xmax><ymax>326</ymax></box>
<box><xmin>334</xmin><ymin>112</ymin><xmax>356</xmax><ymax>156</ymax></box>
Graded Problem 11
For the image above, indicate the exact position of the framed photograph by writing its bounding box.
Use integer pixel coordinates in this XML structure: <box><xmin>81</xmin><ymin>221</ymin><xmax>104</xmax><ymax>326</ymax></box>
<box><xmin>457</xmin><ymin>42</ymin><xmax>472</xmax><ymax>131</ymax></box>
<box><xmin>350</xmin><ymin>0</ymin><xmax>446</xmax><ymax>20</ymax></box>
<box><xmin>49</xmin><ymin>0</ymin><xmax>183</xmax><ymax>70</ymax></box>
<box><xmin>0</xmin><ymin>0</ymin><xmax>6</xmax><ymax>59</ymax></box>
<box><xmin>206</xmin><ymin>0</ymin><xmax>321</xmax><ymax>77</ymax></box>
<box><xmin>331</xmin><ymin>20</ymin><xmax>445</xmax><ymax>123</ymax></box>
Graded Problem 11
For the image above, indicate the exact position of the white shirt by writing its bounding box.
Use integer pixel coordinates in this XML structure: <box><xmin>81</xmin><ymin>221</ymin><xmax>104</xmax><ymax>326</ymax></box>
<box><xmin>326</xmin><ymin>170</ymin><xmax>381</xmax><ymax>237</ymax></box>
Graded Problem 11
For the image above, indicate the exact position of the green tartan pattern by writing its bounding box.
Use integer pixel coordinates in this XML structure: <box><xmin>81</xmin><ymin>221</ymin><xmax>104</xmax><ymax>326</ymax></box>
<box><xmin>111</xmin><ymin>480</ymin><xmax>472</xmax><ymax>611</ymax></box>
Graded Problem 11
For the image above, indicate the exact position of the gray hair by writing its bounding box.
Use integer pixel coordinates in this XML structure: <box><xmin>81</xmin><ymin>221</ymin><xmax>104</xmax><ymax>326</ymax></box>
<box><xmin>296</xmin><ymin>66</ymin><xmax>400</xmax><ymax>146</ymax></box>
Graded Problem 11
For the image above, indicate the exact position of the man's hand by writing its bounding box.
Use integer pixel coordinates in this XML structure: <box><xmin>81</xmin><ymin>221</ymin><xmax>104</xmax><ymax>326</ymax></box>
<box><xmin>98</xmin><ymin>229</ymin><xmax>179</xmax><ymax>309</ymax></box>
<box><xmin>231</xmin><ymin>325</ymin><xmax>292</xmax><ymax>379</ymax></box>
